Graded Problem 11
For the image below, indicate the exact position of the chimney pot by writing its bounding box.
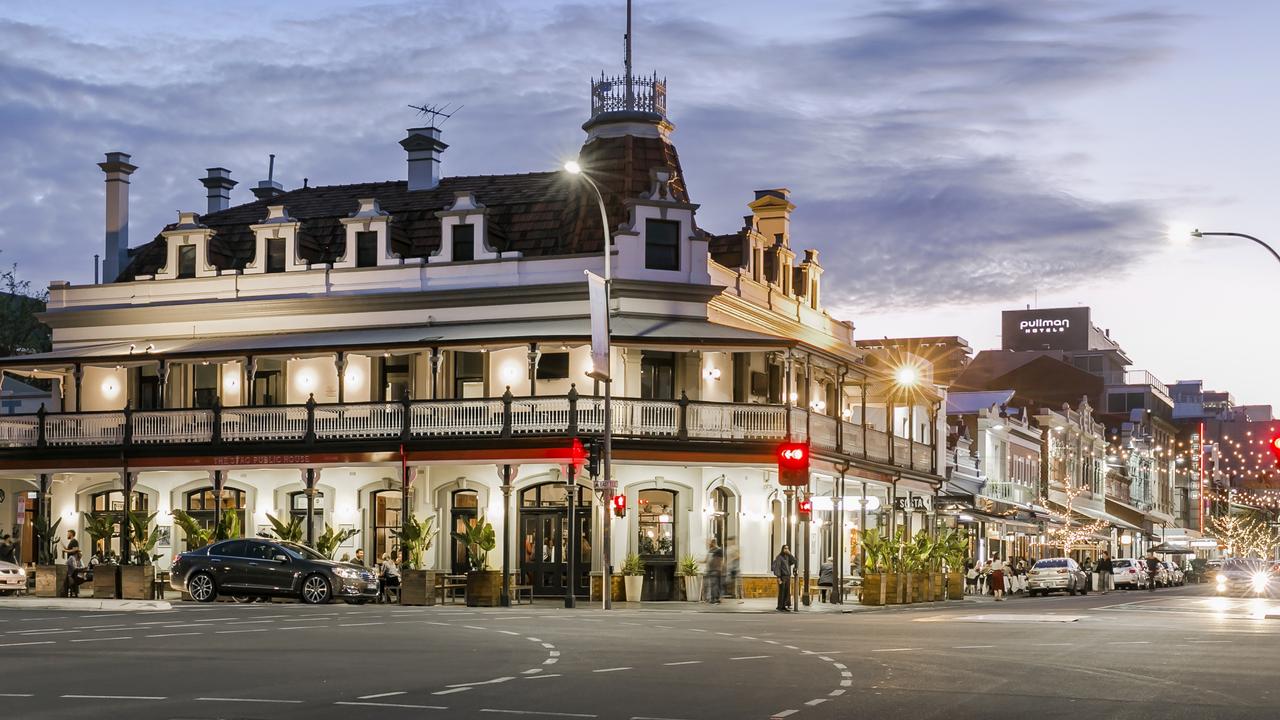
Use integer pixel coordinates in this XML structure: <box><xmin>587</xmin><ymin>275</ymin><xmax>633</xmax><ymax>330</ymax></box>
<box><xmin>200</xmin><ymin>167</ymin><xmax>237</xmax><ymax>215</ymax></box>
<box><xmin>252</xmin><ymin>179</ymin><xmax>285</xmax><ymax>201</ymax></box>
<box><xmin>98</xmin><ymin>151</ymin><xmax>138</xmax><ymax>283</ymax></box>
<box><xmin>400</xmin><ymin>126</ymin><xmax>448</xmax><ymax>191</ymax></box>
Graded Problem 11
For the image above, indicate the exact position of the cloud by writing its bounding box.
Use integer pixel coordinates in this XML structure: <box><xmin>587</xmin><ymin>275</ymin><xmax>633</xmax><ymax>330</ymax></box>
<box><xmin>0</xmin><ymin>0</ymin><xmax>1180</xmax><ymax>316</ymax></box>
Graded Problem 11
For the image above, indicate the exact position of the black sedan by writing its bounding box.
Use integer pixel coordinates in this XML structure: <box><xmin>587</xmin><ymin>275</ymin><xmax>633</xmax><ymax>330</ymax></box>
<box><xmin>171</xmin><ymin>538</ymin><xmax>379</xmax><ymax>604</ymax></box>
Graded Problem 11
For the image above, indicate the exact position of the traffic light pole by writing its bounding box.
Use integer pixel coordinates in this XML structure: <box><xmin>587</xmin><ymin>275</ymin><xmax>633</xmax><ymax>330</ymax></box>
<box><xmin>602</xmin><ymin>378</ymin><xmax>613</xmax><ymax>610</ymax></box>
<box><xmin>802</xmin><ymin>485</ymin><xmax>811</xmax><ymax>607</ymax></box>
<box><xmin>565</xmin><ymin>462</ymin><xmax>577</xmax><ymax>609</ymax></box>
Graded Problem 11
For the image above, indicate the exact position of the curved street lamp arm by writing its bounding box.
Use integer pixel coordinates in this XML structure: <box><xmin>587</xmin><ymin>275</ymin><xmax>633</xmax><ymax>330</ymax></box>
<box><xmin>578</xmin><ymin>173</ymin><xmax>612</xmax><ymax>282</ymax></box>
<box><xmin>1192</xmin><ymin>230</ymin><xmax>1280</xmax><ymax>265</ymax></box>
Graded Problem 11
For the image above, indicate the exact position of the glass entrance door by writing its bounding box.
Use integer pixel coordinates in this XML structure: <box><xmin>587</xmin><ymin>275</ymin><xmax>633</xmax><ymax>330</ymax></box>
<box><xmin>519</xmin><ymin>482</ymin><xmax>592</xmax><ymax>598</ymax></box>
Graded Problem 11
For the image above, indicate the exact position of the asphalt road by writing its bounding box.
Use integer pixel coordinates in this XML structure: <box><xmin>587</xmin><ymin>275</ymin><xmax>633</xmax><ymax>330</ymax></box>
<box><xmin>1</xmin><ymin>585</ymin><xmax>1278</xmax><ymax>720</ymax></box>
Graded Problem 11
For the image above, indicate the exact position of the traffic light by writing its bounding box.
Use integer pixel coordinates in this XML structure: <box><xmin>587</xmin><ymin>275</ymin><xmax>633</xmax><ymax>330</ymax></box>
<box><xmin>586</xmin><ymin>440</ymin><xmax>602</xmax><ymax>477</ymax></box>
<box><xmin>797</xmin><ymin>497</ymin><xmax>813</xmax><ymax>522</ymax></box>
<box><xmin>776</xmin><ymin>442</ymin><xmax>810</xmax><ymax>486</ymax></box>
<box><xmin>1270</xmin><ymin>432</ymin><xmax>1280</xmax><ymax>464</ymax></box>
<box><xmin>611</xmin><ymin>493</ymin><xmax>627</xmax><ymax>518</ymax></box>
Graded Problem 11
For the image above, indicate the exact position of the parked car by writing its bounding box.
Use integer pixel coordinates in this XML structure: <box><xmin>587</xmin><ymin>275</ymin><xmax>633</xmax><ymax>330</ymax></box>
<box><xmin>1027</xmin><ymin>557</ymin><xmax>1089</xmax><ymax>596</ymax></box>
<box><xmin>170</xmin><ymin>538</ymin><xmax>378</xmax><ymax>604</ymax></box>
<box><xmin>1161</xmin><ymin>561</ymin><xmax>1185</xmax><ymax>587</ymax></box>
<box><xmin>1212</xmin><ymin>558</ymin><xmax>1275</xmax><ymax>597</ymax></box>
<box><xmin>1111</xmin><ymin>558</ymin><xmax>1148</xmax><ymax>589</ymax></box>
<box><xmin>0</xmin><ymin>560</ymin><xmax>25</xmax><ymax>595</ymax></box>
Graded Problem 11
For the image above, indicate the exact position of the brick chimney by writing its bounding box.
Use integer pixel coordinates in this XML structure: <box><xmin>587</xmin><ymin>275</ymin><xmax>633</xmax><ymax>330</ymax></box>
<box><xmin>200</xmin><ymin>167</ymin><xmax>237</xmax><ymax>214</ymax></box>
<box><xmin>400</xmin><ymin>127</ymin><xmax>448</xmax><ymax>191</ymax></box>
<box><xmin>98</xmin><ymin>151</ymin><xmax>137</xmax><ymax>283</ymax></box>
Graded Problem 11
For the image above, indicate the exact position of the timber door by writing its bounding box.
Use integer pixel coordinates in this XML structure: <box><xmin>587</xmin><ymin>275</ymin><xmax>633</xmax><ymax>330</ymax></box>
<box><xmin>519</xmin><ymin>483</ymin><xmax>592</xmax><ymax>598</ymax></box>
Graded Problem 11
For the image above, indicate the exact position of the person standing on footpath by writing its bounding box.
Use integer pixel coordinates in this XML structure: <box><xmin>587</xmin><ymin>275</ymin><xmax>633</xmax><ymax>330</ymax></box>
<box><xmin>773</xmin><ymin>545</ymin><xmax>797</xmax><ymax>611</ymax></box>
<box><xmin>1095</xmin><ymin>552</ymin><xmax>1113</xmax><ymax>594</ymax></box>
<box><xmin>988</xmin><ymin>556</ymin><xmax>1006</xmax><ymax>601</ymax></box>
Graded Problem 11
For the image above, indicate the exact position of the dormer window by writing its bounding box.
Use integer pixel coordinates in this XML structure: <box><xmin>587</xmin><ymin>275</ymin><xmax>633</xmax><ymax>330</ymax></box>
<box><xmin>177</xmin><ymin>245</ymin><xmax>197</xmax><ymax>279</ymax></box>
<box><xmin>356</xmin><ymin>231</ymin><xmax>378</xmax><ymax>268</ymax></box>
<box><xmin>266</xmin><ymin>238</ymin><xmax>287</xmax><ymax>273</ymax></box>
<box><xmin>645</xmin><ymin>219</ymin><xmax>680</xmax><ymax>271</ymax></box>
<box><xmin>452</xmin><ymin>224</ymin><xmax>475</xmax><ymax>262</ymax></box>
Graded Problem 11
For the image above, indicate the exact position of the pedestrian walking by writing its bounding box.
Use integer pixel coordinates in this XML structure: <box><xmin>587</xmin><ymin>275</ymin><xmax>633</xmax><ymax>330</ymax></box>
<box><xmin>63</xmin><ymin>529</ymin><xmax>80</xmax><ymax>559</ymax></box>
<box><xmin>1145</xmin><ymin>552</ymin><xmax>1161</xmax><ymax>592</ymax></box>
<box><xmin>705</xmin><ymin>541</ymin><xmax>724</xmax><ymax>604</ymax></box>
<box><xmin>988</xmin><ymin>556</ymin><xmax>1006</xmax><ymax>601</ymax></box>
<box><xmin>726</xmin><ymin>546</ymin><xmax>741</xmax><ymax>601</ymax></box>
<box><xmin>965</xmin><ymin>560</ymin><xmax>979</xmax><ymax>595</ymax></box>
<box><xmin>772</xmin><ymin>544</ymin><xmax>796</xmax><ymax>611</ymax></box>
<box><xmin>1082</xmin><ymin>556</ymin><xmax>1095</xmax><ymax>591</ymax></box>
<box><xmin>1095</xmin><ymin>552</ymin><xmax>1113</xmax><ymax>594</ymax></box>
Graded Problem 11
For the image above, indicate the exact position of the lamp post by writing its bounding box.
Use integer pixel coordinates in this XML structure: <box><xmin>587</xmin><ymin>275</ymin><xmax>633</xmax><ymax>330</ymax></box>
<box><xmin>1189</xmin><ymin>229</ymin><xmax>1280</xmax><ymax>265</ymax></box>
<box><xmin>564</xmin><ymin>160</ymin><xmax>615</xmax><ymax>610</ymax></box>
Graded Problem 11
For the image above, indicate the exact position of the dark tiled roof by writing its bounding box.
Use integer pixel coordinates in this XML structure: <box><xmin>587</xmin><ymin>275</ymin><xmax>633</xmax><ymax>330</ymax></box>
<box><xmin>119</xmin><ymin>134</ymin><xmax>690</xmax><ymax>281</ymax></box>
<box><xmin>707</xmin><ymin>229</ymin><xmax>748</xmax><ymax>268</ymax></box>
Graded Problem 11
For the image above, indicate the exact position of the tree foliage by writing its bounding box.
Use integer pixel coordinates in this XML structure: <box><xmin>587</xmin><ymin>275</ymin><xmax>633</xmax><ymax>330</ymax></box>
<box><xmin>0</xmin><ymin>259</ymin><xmax>51</xmax><ymax>357</ymax></box>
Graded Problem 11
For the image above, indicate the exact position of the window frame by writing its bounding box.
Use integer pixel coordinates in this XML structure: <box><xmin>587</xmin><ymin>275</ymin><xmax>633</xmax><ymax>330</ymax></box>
<box><xmin>644</xmin><ymin>219</ymin><xmax>680</xmax><ymax>271</ymax></box>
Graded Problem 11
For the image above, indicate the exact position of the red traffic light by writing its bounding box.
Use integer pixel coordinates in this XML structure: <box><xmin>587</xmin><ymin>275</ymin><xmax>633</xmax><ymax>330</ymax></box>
<box><xmin>797</xmin><ymin>498</ymin><xmax>813</xmax><ymax>520</ymax></box>
<box><xmin>1271</xmin><ymin>433</ymin><xmax>1280</xmax><ymax>463</ymax></box>
<box><xmin>611</xmin><ymin>494</ymin><xmax>627</xmax><ymax>518</ymax></box>
<box><xmin>777</xmin><ymin>442</ymin><xmax>810</xmax><ymax>486</ymax></box>
<box><xmin>569</xmin><ymin>437</ymin><xmax>587</xmax><ymax>465</ymax></box>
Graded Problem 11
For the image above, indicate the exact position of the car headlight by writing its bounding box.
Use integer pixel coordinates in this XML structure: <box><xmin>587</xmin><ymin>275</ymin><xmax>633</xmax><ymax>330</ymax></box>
<box><xmin>16</xmin><ymin>568</ymin><xmax>26</xmax><ymax>578</ymax></box>
<box><xmin>1250</xmin><ymin>572</ymin><xmax>1271</xmax><ymax>592</ymax></box>
<box><xmin>333</xmin><ymin>567</ymin><xmax>362</xmax><ymax>580</ymax></box>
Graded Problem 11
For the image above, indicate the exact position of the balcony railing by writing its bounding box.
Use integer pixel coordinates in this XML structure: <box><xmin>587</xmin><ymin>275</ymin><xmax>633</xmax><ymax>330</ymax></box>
<box><xmin>0</xmin><ymin>392</ymin><xmax>941</xmax><ymax>475</ymax></box>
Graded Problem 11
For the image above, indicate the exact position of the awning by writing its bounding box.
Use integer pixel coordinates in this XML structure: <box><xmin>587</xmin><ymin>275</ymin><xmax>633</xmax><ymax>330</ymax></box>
<box><xmin>1072</xmin><ymin>503</ymin><xmax>1142</xmax><ymax>532</ymax></box>
<box><xmin>0</xmin><ymin>314</ymin><xmax>793</xmax><ymax>369</ymax></box>
<box><xmin>1149</xmin><ymin>543</ymin><xmax>1194</xmax><ymax>555</ymax></box>
<box><xmin>961</xmin><ymin>509</ymin><xmax>1042</xmax><ymax>531</ymax></box>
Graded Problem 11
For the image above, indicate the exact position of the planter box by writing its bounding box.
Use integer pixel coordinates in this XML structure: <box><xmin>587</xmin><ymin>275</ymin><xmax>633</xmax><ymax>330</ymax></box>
<box><xmin>35</xmin><ymin>565</ymin><xmax>65</xmax><ymax>598</ymax></box>
<box><xmin>466</xmin><ymin>570</ymin><xmax>502</xmax><ymax>607</ymax></box>
<box><xmin>946</xmin><ymin>571</ymin><xmax>965</xmax><ymax>600</ymax></box>
<box><xmin>121</xmin><ymin>565</ymin><xmax>153</xmax><ymax>600</ymax></box>
<box><xmin>860</xmin><ymin>573</ymin><xmax>903</xmax><ymax>606</ymax></box>
<box><xmin>931</xmin><ymin>572</ymin><xmax>946</xmax><ymax>602</ymax></box>
<box><xmin>400</xmin><ymin>569</ymin><xmax>439</xmax><ymax>606</ymax></box>
<box><xmin>93</xmin><ymin>565</ymin><xmax>120</xmax><ymax>598</ymax></box>
<box><xmin>680</xmin><ymin>575</ymin><xmax>702</xmax><ymax>602</ymax></box>
<box><xmin>623</xmin><ymin>575</ymin><xmax>643</xmax><ymax>602</ymax></box>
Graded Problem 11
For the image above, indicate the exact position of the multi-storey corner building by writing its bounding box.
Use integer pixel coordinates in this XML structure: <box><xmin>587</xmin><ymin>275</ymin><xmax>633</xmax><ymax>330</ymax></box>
<box><xmin>0</xmin><ymin>64</ymin><xmax>946</xmax><ymax>597</ymax></box>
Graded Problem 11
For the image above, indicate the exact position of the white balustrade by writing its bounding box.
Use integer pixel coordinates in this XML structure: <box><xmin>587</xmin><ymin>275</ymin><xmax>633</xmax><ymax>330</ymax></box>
<box><xmin>221</xmin><ymin>406</ymin><xmax>308</xmax><ymax>442</ymax></box>
<box><xmin>789</xmin><ymin>408</ymin><xmax>808</xmax><ymax>443</ymax></box>
<box><xmin>686</xmin><ymin>403</ymin><xmax>787</xmax><ymax>440</ymax></box>
<box><xmin>0</xmin><ymin>415</ymin><xmax>39</xmax><ymax>447</ymax></box>
<box><xmin>809</xmin><ymin>414</ymin><xmax>837</xmax><ymax>450</ymax></box>
<box><xmin>865</xmin><ymin>427</ymin><xmax>890</xmax><ymax>463</ymax></box>
<box><xmin>410</xmin><ymin>400</ymin><xmax>503</xmax><ymax>436</ymax></box>
<box><xmin>510</xmin><ymin>397</ymin><xmax>571</xmax><ymax>435</ymax></box>
<box><xmin>840</xmin><ymin>420</ymin><xmax>865</xmax><ymax>456</ymax></box>
<box><xmin>893</xmin><ymin>437</ymin><xmax>911</xmax><ymax>466</ymax></box>
<box><xmin>45</xmin><ymin>412</ymin><xmax>126</xmax><ymax>446</ymax></box>
<box><xmin>314</xmin><ymin>402</ymin><xmax>404</xmax><ymax>439</ymax></box>
<box><xmin>132</xmin><ymin>409</ymin><xmax>213</xmax><ymax>444</ymax></box>
<box><xmin>912</xmin><ymin>441</ymin><xmax>934</xmax><ymax>473</ymax></box>
<box><xmin>612</xmin><ymin>399</ymin><xmax>678</xmax><ymax>437</ymax></box>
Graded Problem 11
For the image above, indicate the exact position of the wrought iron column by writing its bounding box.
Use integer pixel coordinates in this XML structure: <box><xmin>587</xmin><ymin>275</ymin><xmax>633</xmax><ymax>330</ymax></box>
<box><xmin>565</xmin><ymin>463</ymin><xmax>577</xmax><ymax>609</ymax></box>
<box><xmin>212</xmin><ymin>469</ymin><xmax>224</xmax><ymax>539</ymax></box>
<box><xmin>501</xmin><ymin>464</ymin><xmax>514</xmax><ymax>608</ymax></box>
<box><xmin>304</xmin><ymin>468</ymin><xmax>317</xmax><ymax>547</ymax></box>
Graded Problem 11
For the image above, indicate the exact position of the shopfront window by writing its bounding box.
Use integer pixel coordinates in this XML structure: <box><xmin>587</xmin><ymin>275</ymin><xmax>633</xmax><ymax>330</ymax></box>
<box><xmin>288</xmin><ymin>490</ymin><xmax>325</xmax><ymax>541</ymax></box>
<box><xmin>638</xmin><ymin>489</ymin><xmax>676</xmax><ymax>558</ymax></box>
<box><xmin>87</xmin><ymin>490</ymin><xmax>149</xmax><ymax>557</ymax></box>
<box><xmin>450</xmin><ymin>490</ymin><xmax>479</xmax><ymax>574</ymax></box>
<box><xmin>369</xmin><ymin>489</ymin><xmax>412</xmax><ymax>560</ymax></box>
<box><xmin>182</xmin><ymin>486</ymin><xmax>246</xmax><ymax>548</ymax></box>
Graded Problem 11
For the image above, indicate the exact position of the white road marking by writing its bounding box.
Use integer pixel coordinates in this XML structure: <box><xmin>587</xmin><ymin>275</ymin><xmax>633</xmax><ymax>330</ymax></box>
<box><xmin>543</xmin><ymin>658</ymin><xmax>558</xmax><ymax>665</ymax></box>
<box><xmin>818</xmin><ymin>656</ymin><xmax>833</xmax><ymax>662</ymax></box>
<box><xmin>663</xmin><ymin>661</ymin><xmax>702</xmax><ymax>666</ymax></box>
<box><xmin>730</xmin><ymin>656</ymin><xmax>769</xmax><ymax>661</ymax></box>
<box><xmin>542</xmin><ymin>643</ymin><xmax>556</xmax><ymax>648</ymax></box>
<box><xmin>524</xmin><ymin>674</ymin><xmax>561</xmax><ymax>680</ymax></box>
<box><xmin>227</xmin><ymin>619</ymin><xmax>277</xmax><ymax>625</ymax></box>
<box><xmin>1189</xmin><ymin>640</ymin><xmax>1231</xmax><ymax>644</ymax></box>
<box><xmin>593</xmin><ymin>667</ymin><xmax>632</xmax><ymax>673</ymax></box>
<box><xmin>832</xmin><ymin>663</ymin><xmax>847</xmax><ymax>669</ymax></box>
<box><xmin>522</xmin><ymin>669</ymin><xmax>544</xmax><ymax>675</ymax></box>
<box><xmin>479</xmin><ymin>710</ymin><xmax>597</xmax><ymax>718</ymax></box>
<box><xmin>70</xmin><ymin>636</ymin><xmax>132</xmax><ymax>643</ymax></box>
<box><xmin>715</xmin><ymin>632</ymin><xmax>733</xmax><ymax>636</ymax></box>
<box><xmin>278</xmin><ymin>625</ymin><xmax>325</xmax><ymax>631</ymax></box>
<box><xmin>1107</xmin><ymin>641</ymin><xmax>1151</xmax><ymax>645</ymax></box>
<box><xmin>63</xmin><ymin>694</ymin><xmax>164</xmax><ymax>700</ymax></box>
<box><xmin>953</xmin><ymin>645</ymin><xmax>995</xmax><ymax>649</ymax></box>
<box><xmin>527</xmin><ymin>637</ymin><xmax>543</xmax><ymax>642</ymax></box>
<box><xmin>0</xmin><ymin>693</ymin><xmax>34</xmax><ymax>697</ymax></box>
<box><xmin>75</xmin><ymin>625</ymin><xmax>128</xmax><ymax>630</ymax></box>
<box><xmin>464</xmin><ymin>625</ymin><xmax>488</xmax><ymax>630</ymax></box>
<box><xmin>805</xmin><ymin>699</ymin><xmax>828</xmax><ymax>706</ymax></box>
<box><xmin>871</xmin><ymin>647</ymin><xmax>919</xmax><ymax>652</ymax></box>
<box><xmin>498</xmin><ymin>630</ymin><xmax>521</xmax><ymax>636</ymax></box>
<box><xmin>215</xmin><ymin>628</ymin><xmax>269</xmax><ymax>634</ymax></box>
<box><xmin>339</xmin><ymin>622</ymin><xmax>384</xmax><ymax>627</ymax></box>
<box><xmin>357</xmin><ymin>691</ymin><xmax>407</xmax><ymax>699</ymax></box>
<box><xmin>548</xmin><ymin>650</ymin><xmax>561</xmax><ymax>657</ymax></box>
<box><xmin>840</xmin><ymin>679</ymin><xmax>852</xmax><ymax>687</ymax></box>
<box><xmin>196</xmin><ymin>697</ymin><xmax>303</xmax><ymax>703</ymax></box>
<box><xmin>433</xmin><ymin>688</ymin><xmax>472</xmax><ymax>695</ymax></box>
<box><xmin>0</xmin><ymin>641</ymin><xmax>55</xmax><ymax>648</ymax></box>
<box><xmin>1034</xmin><ymin>643</ymin><xmax>1074</xmax><ymax>646</ymax></box>
<box><xmin>336</xmin><ymin>701</ymin><xmax>448</xmax><ymax>710</ymax></box>
<box><xmin>771</xmin><ymin>710</ymin><xmax>798</xmax><ymax>718</ymax></box>
<box><xmin>146</xmin><ymin>632</ymin><xmax>201</xmax><ymax>638</ymax></box>
<box><xmin>6</xmin><ymin>629</ymin><xmax>79</xmax><ymax>635</ymax></box>
<box><xmin>829</xmin><ymin>690</ymin><xmax>846</xmax><ymax>697</ymax></box>
<box><xmin>447</xmin><ymin>677</ymin><xmax>514</xmax><ymax>688</ymax></box>
<box><xmin>784</xmin><ymin>645</ymin><xmax>798</xmax><ymax>650</ymax></box>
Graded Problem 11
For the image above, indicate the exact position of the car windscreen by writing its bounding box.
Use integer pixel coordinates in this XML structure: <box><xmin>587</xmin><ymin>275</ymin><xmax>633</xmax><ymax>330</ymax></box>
<box><xmin>1112</xmin><ymin>559</ymin><xmax>1134</xmax><ymax>567</ymax></box>
<box><xmin>1033</xmin><ymin>559</ymin><xmax>1068</xmax><ymax>568</ymax></box>
<box><xmin>1220</xmin><ymin>559</ymin><xmax>1268</xmax><ymax>572</ymax></box>
<box><xmin>279</xmin><ymin>542</ymin><xmax>326</xmax><ymax>561</ymax></box>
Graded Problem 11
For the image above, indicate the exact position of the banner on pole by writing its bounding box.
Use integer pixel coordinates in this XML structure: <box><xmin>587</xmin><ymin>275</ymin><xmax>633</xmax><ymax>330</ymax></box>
<box><xmin>585</xmin><ymin>270</ymin><xmax>610</xmax><ymax>381</ymax></box>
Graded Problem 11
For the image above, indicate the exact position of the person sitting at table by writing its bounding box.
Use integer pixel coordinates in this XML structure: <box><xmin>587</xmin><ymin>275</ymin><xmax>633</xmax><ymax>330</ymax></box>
<box><xmin>379</xmin><ymin>551</ymin><xmax>401</xmax><ymax>603</ymax></box>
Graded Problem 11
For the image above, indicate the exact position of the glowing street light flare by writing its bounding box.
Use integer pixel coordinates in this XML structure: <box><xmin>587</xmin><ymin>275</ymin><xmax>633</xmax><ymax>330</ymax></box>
<box><xmin>563</xmin><ymin>160</ymin><xmax>582</xmax><ymax>174</ymax></box>
<box><xmin>894</xmin><ymin>365</ymin><xmax>919</xmax><ymax>386</ymax></box>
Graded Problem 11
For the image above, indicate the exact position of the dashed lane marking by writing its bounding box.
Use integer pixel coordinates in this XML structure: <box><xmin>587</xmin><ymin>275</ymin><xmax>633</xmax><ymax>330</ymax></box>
<box><xmin>196</xmin><ymin>697</ymin><xmax>303</xmax><ymax>704</ymax></box>
<box><xmin>146</xmin><ymin>632</ymin><xmax>201</xmax><ymax>638</ymax></box>
<box><xmin>771</xmin><ymin>710</ymin><xmax>798</xmax><ymax>718</ymax></box>
<box><xmin>524</xmin><ymin>674</ymin><xmax>561</xmax><ymax>680</ymax></box>
<box><xmin>434</xmin><ymin>688</ymin><xmax>472</xmax><ymax>696</ymax></box>
<box><xmin>339</xmin><ymin>622</ymin><xmax>385</xmax><ymax>627</ymax></box>
<box><xmin>593</xmin><ymin>667</ymin><xmax>632</xmax><ymax>673</ymax></box>
<box><xmin>70</xmin><ymin>636</ymin><xmax>132</xmax><ymax>643</ymax></box>
<box><xmin>730</xmin><ymin>656</ymin><xmax>770</xmax><ymax>661</ymax></box>
<box><xmin>63</xmin><ymin>694</ymin><xmax>165</xmax><ymax>700</ymax></box>
<box><xmin>336</xmin><ymin>701</ymin><xmax>448</xmax><ymax>710</ymax></box>
<box><xmin>0</xmin><ymin>641</ymin><xmax>54</xmax><ymax>648</ymax></box>
<box><xmin>662</xmin><ymin>661</ymin><xmax>702</xmax><ymax>666</ymax></box>
<box><xmin>0</xmin><ymin>693</ymin><xmax>34</xmax><ymax>697</ymax></box>
<box><xmin>446</xmin><ymin>677</ymin><xmax>514</xmax><ymax>689</ymax></box>
<box><xmin>1107</xmin><ymin>641</ymin><xmax>1151</xmax><ymax>645</ymax></box>
<box><xmin>357</xmin><ymin>691</ymin><xmax>407</xmax><ymax>699</ymax></box>
<box><xmin>804</xmin><ymin>699</ymin><xmax>828</xmax><ymax>706</ymax></box>
<box><xmin>952</xmin><ymin>645</ymin><xmax>995</xmax><ymax>649</ymax></box>
<box><xmin>479</xmin><ymin>710</ymin><xmax>596</xmax><ymax>718</ymax></box>
<box><xmin>870</xmin><ymin>647</ymin><xmax>919</xmax><ymax>653</ymax></box>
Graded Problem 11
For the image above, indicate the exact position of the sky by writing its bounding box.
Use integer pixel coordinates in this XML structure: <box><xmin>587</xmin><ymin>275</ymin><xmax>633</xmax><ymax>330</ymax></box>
<box><xmin>0</xmin><ymin>0</ymin><xmax>1276</xmax><ymax>407</ymax></box>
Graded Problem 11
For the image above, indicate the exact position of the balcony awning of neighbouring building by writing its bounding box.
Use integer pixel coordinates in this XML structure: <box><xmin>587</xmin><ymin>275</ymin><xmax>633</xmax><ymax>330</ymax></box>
<box><xmin>0</xmin><ymin>314</ymin><xmax>795</xmax><ymax>370</ymax></box>
<box><xmin>1066</xmin><ymin>503</ymin><xmax>1143</xmax><ymax>533</ymax></box>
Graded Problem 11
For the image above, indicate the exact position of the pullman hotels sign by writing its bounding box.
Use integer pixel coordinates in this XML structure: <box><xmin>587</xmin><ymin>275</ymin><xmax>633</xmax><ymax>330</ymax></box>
<box><xmin>1001</xmin><ymin>307</ymin><xmax>1091</xmax><ymax>352</ymax></box>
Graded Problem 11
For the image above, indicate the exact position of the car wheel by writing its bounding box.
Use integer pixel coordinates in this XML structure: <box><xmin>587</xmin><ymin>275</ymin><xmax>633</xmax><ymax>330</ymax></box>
<box><xmin>301</xmin><ymin>575</ymin><xmax>331</xmax><ymax>605</ymax></box>
<box><xmin>343</xmin><ymin>597</ymin><xmax>369</xmax><ymax>605</ymax></box>
<box><xmin>189</xmin><ymin>573</ymin><xmax>218</xmax><ymax>603</ymax></box>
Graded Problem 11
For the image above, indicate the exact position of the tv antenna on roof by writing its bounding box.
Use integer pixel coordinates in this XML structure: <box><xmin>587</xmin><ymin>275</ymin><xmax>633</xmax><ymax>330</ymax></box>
<box><xmin>407</xmin><ymin>102</ymin><xmax>462</xmax><ymax>126</ymax></box>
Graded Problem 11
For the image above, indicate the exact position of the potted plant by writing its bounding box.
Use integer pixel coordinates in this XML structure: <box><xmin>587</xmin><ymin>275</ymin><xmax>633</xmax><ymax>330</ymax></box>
<box><xmin>393</xmin><ymin>513</ymin><xmax>437</xmax><ymax>606</ymax></box>
<box><xmin>33</xmin><ymin>515</ymin><xmax>62</xmax><ymax>598</ymax></box>
<box><xmin>453</xmin><ymin>515</ymin><xmax>500</xmax><ymax>606</ymax></box>
<box><xmin>622</xmin><ymin>553</ymin><xmax>645</xmax><ymax>602</ymax></box>
<box><xmin>172</xmin><ymin>509</ymin><xmax>215</xmax><ymax>550</ymax></box>
<box><xmin>860</xmin><ymin>527</ymin><xmax>904</xmax><ymax>606</ymax></box>
<box><xmin>939</xmin><ymin>529</ymin><xmax>969</xmax><ymax>600</ymax></box>
<box><xmin>677</xmin><ymin>554</ymin><xmax>701</xmax><ymax>602</ymax></box>
<box><xmin>84</xmin><ymin>513</ymin><xmax>119</xmax><ymax>598</ymax></box>
<box><xmin>263</xmin><ymin>513</ymin><xmax>304</xmax><ymax>543</ymax></box>
<box><xmin>120</xmin><ymin>511</ymin><xmax>160</xmax><ymax>600</ymax></box>
<box><xmin>315</xmin><ymin>524</ymin><xmax>359</xmax><ymax>560</ymax></box>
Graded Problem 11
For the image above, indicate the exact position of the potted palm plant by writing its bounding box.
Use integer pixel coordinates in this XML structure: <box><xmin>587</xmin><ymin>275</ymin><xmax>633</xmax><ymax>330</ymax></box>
<box><xmin>940</xmin><ymin>529</ymin><xmax>969</xmax><ymax>600</ymax></box>
<box><xmin>677</xmin><ymin>554</ymin><xmax>701</xmax><ymax>601</ymax></box>
<box><xmin>33</xmin><ymin>515</ymin><xmax>62</xmax><ymax>598</ymax></box>
<box><xmin>454</xmin><ymin>515</ymin><xmax>500</xmax><ymax>606</ymax></box>
<box><xmin>263</xmin><ymin>513</ymin><xmax>304</xmax><ymax>543</ymax></box>
<box><xmin>120</xmin><ymin>511</ymin><xmax>160</xmax><ymax>600</ymax></box>
<box><xmin>314</xmin><ymin>524</ymin><xmax>359</xmax><ymax>560</ymax></box>
<box><xmin>394</xmin><ymin>512</ymin><xmax>437</xmax><ymax>606</ymax></box>
<box><xmin>621</xmin><ymin>553</ymin><xmax>645</xmax><ymax>602</ymax></box>
<box><xmin>84</xmin><ymin>513</ymin><xmax>119</xmax><ymax>598</ymax></box>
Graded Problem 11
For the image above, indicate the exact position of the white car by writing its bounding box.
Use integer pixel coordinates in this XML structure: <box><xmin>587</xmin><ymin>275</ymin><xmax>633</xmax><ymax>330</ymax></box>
<box><xmin>1111</xmin><ymin>558</ymin><xmax>1148</xmax><ymax>589</ymax></box>
<box><xmin>0</xmin><ymin>560</ymin><xmax>26</xmax><ymax>595</ymax></box>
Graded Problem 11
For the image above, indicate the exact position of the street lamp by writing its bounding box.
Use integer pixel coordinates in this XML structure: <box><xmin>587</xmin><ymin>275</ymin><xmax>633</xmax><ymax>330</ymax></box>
<box><xmin>564</xmin><ymin>160</ymin><xmax>615</xmax><ymax>610</ymax></box>
<box><xmin>1189</xmin><ymin>229</ymin><xmax>1280</xmax><ymax>265</ymax></box>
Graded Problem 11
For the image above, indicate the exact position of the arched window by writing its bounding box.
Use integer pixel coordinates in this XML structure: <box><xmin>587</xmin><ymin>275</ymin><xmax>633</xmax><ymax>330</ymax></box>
<box><xmin>708</xmin><ymin>486</ymin><xmax>737</xmax><ymax>550</ymax></box>
<box><xmin>288</xmin><ymin>490</ymin><xmax>325</xmax><ymax>541</ymax></box>
<box><xmin>637</xmin><ymin>489</ymin><xmax>676</xmax><ymax>559</ymax></box>
<box><xmin>87</xmin><ymin>490</ymin><xmax>149</xmax><ymax>557</ymax></box>
<box><xmin>183</xmin><ymin>486</ymin><xmax>246</xmax><ymax>548</ymax></box>
<box><xmin>368</xmin><ymin>489</ymin><xmax>413</xmax><ymax>561</ymax></box>
<box><xmin>450</xmin><ymin>490</ymin><xmax>479</xmax><ymax>574</ymax></box>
